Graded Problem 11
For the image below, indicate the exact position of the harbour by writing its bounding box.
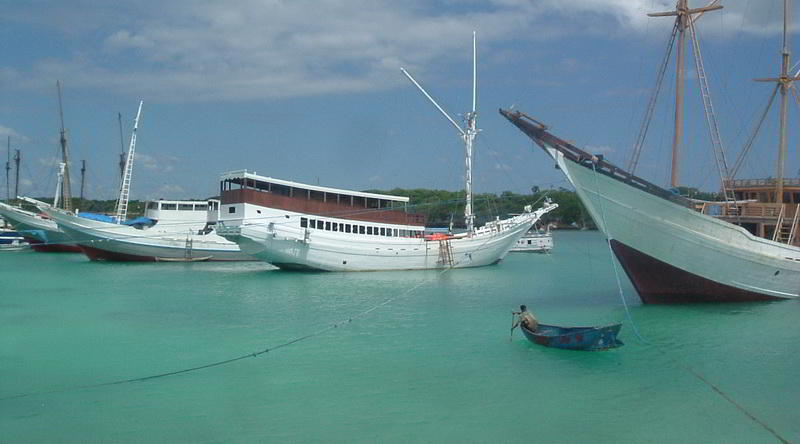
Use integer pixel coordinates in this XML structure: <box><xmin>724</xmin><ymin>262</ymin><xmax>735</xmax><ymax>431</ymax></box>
<box><xmin>3</xmin><ymin>0</ymin><xmax>800</xmax><ymax>442</ymax></box>
<box><xmin>2</xmin><ymin>231</ymin><xmax>798</xmax><ymax>442</ymax></box>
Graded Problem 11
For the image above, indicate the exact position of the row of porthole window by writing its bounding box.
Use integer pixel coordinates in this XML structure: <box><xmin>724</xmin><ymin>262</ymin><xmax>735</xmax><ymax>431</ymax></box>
<box><xmin>300</xmin><ymin>217</ymin><xmax>423</xmax><ymax>238</ymax></box>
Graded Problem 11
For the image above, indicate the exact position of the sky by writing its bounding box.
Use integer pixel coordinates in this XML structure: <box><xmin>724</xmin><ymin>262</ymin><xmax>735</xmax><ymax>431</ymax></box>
<box><xmin>0</xmin><ymin>0</ymin><xmax>798</xmax><ymax>202</ymax></box>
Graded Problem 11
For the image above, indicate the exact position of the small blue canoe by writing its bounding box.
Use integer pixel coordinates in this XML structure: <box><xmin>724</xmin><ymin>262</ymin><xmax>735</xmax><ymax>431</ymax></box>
<box><xmin>521</xmin><ymin>322</ymin><xmax>623</xmax><ymax>351</ymax></box>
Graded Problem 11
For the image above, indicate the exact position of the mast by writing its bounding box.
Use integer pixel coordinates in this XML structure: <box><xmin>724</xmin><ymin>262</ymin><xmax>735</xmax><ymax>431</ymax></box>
<box><xmin>753</xmin><ymin>0</ymin><xmax>798</xmax><ymax>204</ymax></box>
<box><xmin>777</xmin><ymin>0</ymin><xmax>792</xmax><ymax>203</ymax></box>
<box><xmin>13</xmin><ymin>149</ymin><xmax>20</xmax><ymax>199</ymax></box>
<box><xmin>401</xmin><ymin>31</ymin><xmax>479</xmax><ymax>234</ymax></box>
<box><xmin>648</xmin><ymin>1</ymin><xmax>722</xmax><ymax>188</ymax></box>
<box><xmin>80</xmin><ymin>159</ymin><xmax>86</xmax><ymax>201</ymax></box>
<box><xmin>56</xmin><ymin>81</ymin><xmax>73</xmax><ymax>211</ymax></box>
<box><xmin>5</xmin><ymin>137</ymin><xmax>10</xmax><ymax>202</ymax></box>
<box><xmin>118</xmin><ymin>112</ymin><xmax>126</xmax><ymax>181</ymax></box>
<box><xmin>115</xmin><ymin>101</ymin><xmax>143</xmax><ymax>223</ymax></box>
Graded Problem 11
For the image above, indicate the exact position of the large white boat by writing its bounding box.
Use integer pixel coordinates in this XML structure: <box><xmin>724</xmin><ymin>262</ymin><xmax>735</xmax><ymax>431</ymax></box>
<box><xmin>46</xmin><ymin>199</ymin><xmax>253</xmax><ymax>261</ymax></box>
<box><xmin>500</xmin><ymin>1</ymin><xmax>800</xmax><ymax>303</ymax></box>
<box><xmin>216</xmin><ymin>32</ymin><xmax>557</xmax><ymax>271</ymax></box>
<box><xmin>216</xmin><ymin>171</ymin><xmax>555</xmax><ymax>271</ymax></box>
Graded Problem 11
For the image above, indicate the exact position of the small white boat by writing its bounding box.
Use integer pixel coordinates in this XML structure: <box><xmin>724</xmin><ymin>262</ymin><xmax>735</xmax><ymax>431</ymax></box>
<box><xmin>509</xmin><ymin>227</ymin><xmax>552</xmax><ymax>253</ymax></box>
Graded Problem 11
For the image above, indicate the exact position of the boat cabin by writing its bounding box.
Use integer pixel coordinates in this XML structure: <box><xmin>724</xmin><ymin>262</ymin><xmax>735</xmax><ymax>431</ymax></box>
<box><xmin>219</xmin><ymin>170</ymin><xmax>426</xmax><ymax>227</ymax></box>
<box><xmin>699</xmin><ymin>178</ymin><xmax>800</xmax><ymax>246</ymax></box>
<box><xmin>144</xmin><ymin>199</ymin><xmax>221</xmax><ymax>231</ymax></box>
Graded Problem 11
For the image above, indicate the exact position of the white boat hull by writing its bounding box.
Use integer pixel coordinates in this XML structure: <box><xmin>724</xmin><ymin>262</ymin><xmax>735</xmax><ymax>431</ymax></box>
<box><xmin>0</xmin><ymin>202</ymin><xmax>80</xmax><ymax>252</ymax></box>
<box><xmin>554</xmin><ymin>149</ymin><xmax>800</xmax><ymax>302</ymax></box>
<box><xmin>46</xmin><ymin>209</ymin><xmax>253</xmax><ymax>262</ymax></box>
<box><xmin>219</xmin><ymin>206</ymin><xmax>554</xmax><ymax>271</ymax></box>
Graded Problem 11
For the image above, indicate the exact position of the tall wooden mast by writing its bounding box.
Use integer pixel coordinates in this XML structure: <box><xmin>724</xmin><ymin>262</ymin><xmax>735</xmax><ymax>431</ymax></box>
<box><xmin>754</xmin><ymin>0</ymin><xmax>798</xmax><ymax>204</ymax></box>
<box><xmin>648</xmin><ymin>1</ymin><xmax>722</xmax><ymax>188</ymax></box>
<box><xmin>56</xmin><ymin>81</ymin><xmax>73</xmax><ymax>211</ymax></box>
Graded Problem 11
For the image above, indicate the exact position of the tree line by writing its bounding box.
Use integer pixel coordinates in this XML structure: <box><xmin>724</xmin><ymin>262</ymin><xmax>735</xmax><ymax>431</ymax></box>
<box><xmin>27</xmin><ymin>184</ymin><xmax>744</xmax><ymax>230</ymax></box>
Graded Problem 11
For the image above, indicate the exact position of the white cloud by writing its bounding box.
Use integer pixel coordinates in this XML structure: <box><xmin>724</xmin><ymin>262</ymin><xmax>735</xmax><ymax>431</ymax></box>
<box><xmin>154</xmin><ymin>184</ymin><xmax>185</xmax><ymax>197</ymax></box>
<box><xmin>4</xmin><ymin>0</ymin><xmax>794</xmax><ymax>101</ymax></box>
<box><xmin>0</xmin><ymin>126</ymin><xmax>29</xmax><ymax>143</ymax></box>
<box><xmin>135</xmin><ymin>153</ymin><xmax>178</xmax><ymax>173</ymax></box>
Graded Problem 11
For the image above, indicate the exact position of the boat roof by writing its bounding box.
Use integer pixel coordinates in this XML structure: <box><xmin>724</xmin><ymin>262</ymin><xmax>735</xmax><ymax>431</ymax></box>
<box><xmin>220</xmin><ymin>169</ymin><xmax>410</xmax><ymax>203</ymax></box>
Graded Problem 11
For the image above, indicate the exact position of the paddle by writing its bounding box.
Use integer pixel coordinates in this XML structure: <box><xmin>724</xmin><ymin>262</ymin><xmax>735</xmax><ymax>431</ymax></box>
<box><xmin>509</xmin><ymin>312</ymin><xmax>516</xmax><ymax>342</ymax></box>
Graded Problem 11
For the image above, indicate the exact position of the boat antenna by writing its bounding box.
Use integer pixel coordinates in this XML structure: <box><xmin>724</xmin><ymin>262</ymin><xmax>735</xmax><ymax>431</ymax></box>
<box><xmin>56</xmin><ymin>80</ymin><xmax>73</xmax><ymax>211</ymax></box>
<box><xmin>115</xmin><ymin>101</ymin><xmax>143</xmax><ymax>224</ymax></box>
<box><xmin>400</xmin><ymin>31</ymin><xmax>478</xmax><ymax>234</ymax></box>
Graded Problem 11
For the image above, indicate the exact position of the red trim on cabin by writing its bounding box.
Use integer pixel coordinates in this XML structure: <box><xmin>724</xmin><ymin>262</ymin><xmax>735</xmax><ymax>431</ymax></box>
<box><xmin>221</xmin><ymin>188</ymin><xmax>426</xmax><ymax>226</ymax></box>
<box><xmin>610</xmin><ymin>240</ymin><xmax>782</xmax><ymax>303</ymax></box>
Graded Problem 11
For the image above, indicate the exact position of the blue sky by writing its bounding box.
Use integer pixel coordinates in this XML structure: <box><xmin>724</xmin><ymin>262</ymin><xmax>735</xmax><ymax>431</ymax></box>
<box><xmin>0</xmin><ymin>0</ymin><xmax>797</xmax><ymax>201</ymax></box>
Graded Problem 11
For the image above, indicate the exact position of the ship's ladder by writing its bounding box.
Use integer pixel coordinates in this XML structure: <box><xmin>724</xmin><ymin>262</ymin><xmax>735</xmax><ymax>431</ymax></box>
<box><xmin>438</xmin><ymin>239</ymin><xmax>454</xmax><ymax>267</ymax></box>
<box><xmin>774</xmin><ymin>204</ymin><xmax>799</xmax><ymax>244</ymax></box>
<box><xmin>184</xmin><ymin>235</ymin><xmax>193</xmax><ymax>259</ymax></box>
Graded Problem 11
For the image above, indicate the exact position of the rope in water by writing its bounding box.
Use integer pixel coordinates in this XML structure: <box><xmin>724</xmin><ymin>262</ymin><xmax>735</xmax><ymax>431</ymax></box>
<box><xmin>2</xmin><ymin>228</ymin><xmax>522</xmax><ymax>402</ymax></box>
<box><xmin>589</xmin><ymin>161</ymin><xmax>789</xmax><ymax>444</ymax></box>
<box><xmin>0</xmin><ymin>266</ymin><xmax>451</xmax><ymax>402</ymax></box>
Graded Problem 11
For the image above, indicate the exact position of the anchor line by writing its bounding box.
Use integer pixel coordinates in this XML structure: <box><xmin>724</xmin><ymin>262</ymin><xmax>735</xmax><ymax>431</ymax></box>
<box><xmin>589</xmin><ymin>162</ymin><xmax>788</xmax><ymax>443</ymax></box>
<box><xmin>1</xmin><ymin>231</ymin><xmax>513</xmax><ymax>402</ymax></box>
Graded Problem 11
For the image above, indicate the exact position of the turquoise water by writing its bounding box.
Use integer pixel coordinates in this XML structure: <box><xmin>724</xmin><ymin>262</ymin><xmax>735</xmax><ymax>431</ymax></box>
<box><xmin>1</xmin><ymin>231</ymin><xmax>798</xmax><ymax>443</ymax></box>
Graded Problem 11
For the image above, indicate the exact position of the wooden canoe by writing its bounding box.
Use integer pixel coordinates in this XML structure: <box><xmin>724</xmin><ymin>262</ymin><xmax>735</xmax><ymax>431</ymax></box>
<box><xmin>521</xmin><ymin>322</ymin><xmax>623</xmax><ymax>350</ymax></box>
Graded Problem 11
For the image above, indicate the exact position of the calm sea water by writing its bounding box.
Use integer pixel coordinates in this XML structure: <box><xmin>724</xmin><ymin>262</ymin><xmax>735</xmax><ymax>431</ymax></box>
<box><xmin>1</xmin><ymin>231</ymin><xmax>797</xmax><ymax>443</ymax></box>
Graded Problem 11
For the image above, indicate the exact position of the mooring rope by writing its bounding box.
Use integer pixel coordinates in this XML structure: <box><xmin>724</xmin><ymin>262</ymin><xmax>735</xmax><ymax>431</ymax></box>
<box><xmin>1</xmin><ymin>227</ymin><xmax>521</xmax><ymax>402</ymax></box>
<box><xmin>0</xmin><ymin>266</ymin><xmax>452</xmax><ymax>402</ymax></box>
<box><xmin>590</xmin><ymin>162</ymin><xmax>646</xmax><ymax>342</ymax></box>
<box><xmin>589</xmin><ymin>161</ymin><xmax>789</xmax><ymax>444</ymax></box>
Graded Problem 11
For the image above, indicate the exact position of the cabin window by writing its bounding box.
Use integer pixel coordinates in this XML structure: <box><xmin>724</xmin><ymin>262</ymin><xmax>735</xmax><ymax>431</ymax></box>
<box><xmin>367</xmin><ymin>226</ymin><xmax>373</xmax><ymax>235</ymax></box>
<box><xmin>194</xmin><ymin>204</ymin><xmax>208</xmax><ymax>211</ymax></box>
<box><xmin>162</xmin><ymin>203</ymin><xmax>177</xmax><ymax>210</ymax></box>
<box><xmin>325</xmin><ymin>221</ymin><xmax>331</xmax><ymax>231</ymax></box>
<box><xmin>380</xmin><ymin>227</ymin><xmax>386</xmax><ymax>236</ymax></box>
<box><xmin>333</xmin><ymin>223</ymin><xmax>338</xmax><ymax>232</ymax></box>
<box><xmin>300</xmin><ymin>217</ymin><xmax>308</xmax><ymax>228</ymax></box>
<box><xmin>178</xmin><ymin>204</ymin><xmax>193</xmax><ymax>211</ymax></box>
<box><xmin>345</xmin><ymin>224</ymin><xmax>351</xmax><ymax>233</ymax></box>
<box><xmin>309</xmin><ymin>219</ymin><xmax>316</xmax><ymax>228</ymax></box>
<box><xmin>359</xmin><ymin>226</ymin><xmax>365</xmax><ymax>234</ymax></box>
<box><xmin>271</xmin><ymin>183</ymin><xmax>290</xmax><ymax>197</ymax></box>
<box><xmin>317</xmin><ymin>220</ymin><xmax>324</xmax><ymax>229</ymax></box>
<box><xmin>310</xmin><ymin>190</ymin><xmax>325</xmax><ymax>202</ymax></box>
<box><xmin>393</xmin><ymin>229</ymin><xmax>398</xmax><ymax>237</ymax></box>
<box><xmin>228</xmin><ymin>206</ymin><xmax>235</xmax><ymax>214</ymax></box>
<box><xmin>147</xmin><ymin>202</ymin><xmax>159</xmax><ymax>210</ymax></box>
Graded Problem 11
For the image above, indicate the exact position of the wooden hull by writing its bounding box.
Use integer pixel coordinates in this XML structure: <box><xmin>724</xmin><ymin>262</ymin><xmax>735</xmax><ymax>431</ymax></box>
<box><xmin>520</xmin><ymin>323</ymin><xmax>623</xmax><ymax>350</ymax></box>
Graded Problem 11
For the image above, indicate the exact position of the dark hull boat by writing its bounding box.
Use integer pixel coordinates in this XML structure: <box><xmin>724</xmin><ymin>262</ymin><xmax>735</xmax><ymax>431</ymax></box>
<box><xmin>520</xmin><ymin>323</ymin><xmax>623</xmax><ymax>351</ymax></box>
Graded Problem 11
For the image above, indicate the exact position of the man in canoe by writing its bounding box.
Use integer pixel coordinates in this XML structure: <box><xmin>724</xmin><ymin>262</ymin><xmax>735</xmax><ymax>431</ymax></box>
<box><xmin>512</xmin><ymin>305</ymin><xmax>538</xmax><ymax>332</ymax></box>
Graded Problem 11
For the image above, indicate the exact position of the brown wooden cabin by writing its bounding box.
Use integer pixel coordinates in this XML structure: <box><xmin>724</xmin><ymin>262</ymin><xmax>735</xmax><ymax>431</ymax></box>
<box><xmin>696</xmin><ymin>178</ymin><xmax>800</xmax><ymax>246</ymax></box>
